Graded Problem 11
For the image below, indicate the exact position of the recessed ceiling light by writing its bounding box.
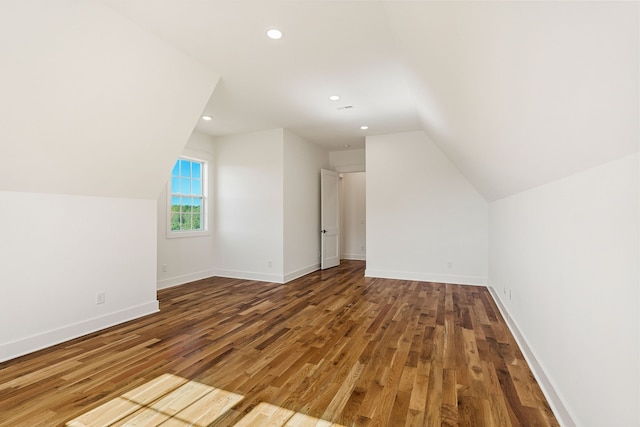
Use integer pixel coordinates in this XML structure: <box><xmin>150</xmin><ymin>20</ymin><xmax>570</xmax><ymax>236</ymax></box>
<box><xmin>329</xmin><ymin>95</ymin><xmax>340</xmax><ymax>101</ymax></box>
<box><xmin>202</xmin><ymin>115</ymin><xmax>212</xmax><ymax>121</ymax></box>
<box><xmin>266</xmin><ymin>28</ymin><xmax>283</xmax><ymax>40</ymax></box>
<box><xmin>344</xmin><ymin>144</ymin><xmax>350</xmax><ymax>148</ymax></box>
<box><xmin>360</xmin><ymin>125</ymin><xmax>369</xmax><ymax>130</ymax></box>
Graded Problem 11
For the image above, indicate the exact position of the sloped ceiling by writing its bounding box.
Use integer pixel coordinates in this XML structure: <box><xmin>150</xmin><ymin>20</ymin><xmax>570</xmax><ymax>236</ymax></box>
<box><xmin>386</xmin><ymin>1</ymin><xmax>639</xmax><ymax>200</ymax></box>
<box><xmin>107</xmin><ymin>1</ymin><xmax>637</xmax><ymax>200</ymax></box>
<box><xmin>0</xmin><ymin>0</ymin><xmax>219</xmax><ymax>199</ymax></box>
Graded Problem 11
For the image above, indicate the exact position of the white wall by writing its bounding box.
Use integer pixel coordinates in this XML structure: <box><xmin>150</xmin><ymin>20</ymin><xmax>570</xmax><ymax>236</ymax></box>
<box><xmin>341</xmin><ymin>172</ymin><xmax>366</xmax><ymax>261</ymax></box>
<box><xmin>488</xmin><ymin>153</ymin><xmax>639</xmax><ymax>427</ymax></box>
<box><xmin>329</xmin><ymin>149</ymin><xmax>365</xmax><ymax>173</ymax></box>
<box><xmin>366</xmin><ymin>131</ymin><xmax>488</xmax><ymax>284</ymax></box>
<box><xmin>0</xmin><ymin>0</ymin><xmax>217</xmax><ymax>362</ymax></box>
<box><xmin>283</xmin><ymin>130</ymin><xmax>329</xmax><ymax>281</ymax></box>
<box><xmin>214</xmin><ymin>129</ymin><xmax>285</xmax><ymax>282</ymax></box>
<box><xmin>157</xmin><ymin>128</ymin><xmax>328</xmax><ymax>286</ymax></box>
<box><xmin>0</xmin><ymin>192</ymin><xmax>158</xmax><ymax>362</ymax></box>
<box><xmin>157</xmin><ymin>131</ymin><xmax>216</xmax><ymax>289</ymax></box>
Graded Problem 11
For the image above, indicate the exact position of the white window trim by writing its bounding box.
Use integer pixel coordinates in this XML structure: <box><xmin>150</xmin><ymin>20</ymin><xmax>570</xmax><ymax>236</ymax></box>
<box><xmin>166</xmin><ymin>151</ymin><xmax>210</xmax><ymax>239</ymax></box>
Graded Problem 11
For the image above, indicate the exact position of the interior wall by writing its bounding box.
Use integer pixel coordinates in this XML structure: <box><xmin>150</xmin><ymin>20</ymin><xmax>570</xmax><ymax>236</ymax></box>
<box><xmin>214</xmin><ymin>129</ymin><xmax>285</xmax><ymax>282</ymax></box>
<box><xmin>329</xmin><ymin>149</ymin><xmax>365</xmax><ymax>173</ymax></box>
<box><xmin>157</xmin><ymin>131</ymin><xmax>217</xmax><ymax>289</ymax></box>
<box><xmin>283</xmin><ymin>130</ymin><xmax>329</xmax><ymax>281</ymax></box>
<box><xmin>340</xmin><ymin>172</ymin><xmax>366</xmax><ymax>261</ymax></box>
<box><xmin>488</xmin><ymin>153</ymin><xmax>639</xmax><ymax>427</ymax></box>
<box><xmin>0</xmin><ymin>0</ymin><xmax>218</xmax><ymax>362</ymax></box>
<box><xmin>0</xmin><ymin>192</ymin><xmax>158</xmax><ymax>362</ymax></box>
<box><xmin>365</xmin><ymin>130</ymin><xmax>488</xmax><ymax>284</ymax></box>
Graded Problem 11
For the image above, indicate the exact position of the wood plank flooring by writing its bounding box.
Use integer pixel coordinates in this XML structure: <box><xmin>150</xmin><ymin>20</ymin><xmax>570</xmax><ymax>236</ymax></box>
<box><xmin>0</xmin><ymin>260</ymin><xmax>558</xmax><ymax>426</ymax></box>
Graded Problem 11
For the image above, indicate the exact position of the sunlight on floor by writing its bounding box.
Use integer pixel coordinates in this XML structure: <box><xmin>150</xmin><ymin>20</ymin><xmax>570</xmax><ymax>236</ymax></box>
<box><xmin>237</xmin><ymin>402</ymin><xmax>345</xmax><ymax>426</ymax></box>
<box><xmin>65</xmin><ymin>374</ymin><xmax>345</xmax><ymax>426</ymax></box>
<box><xmin>66</xmin><ymin>373</ymin><xmax>243</xmax><ymax>426</ymax></box>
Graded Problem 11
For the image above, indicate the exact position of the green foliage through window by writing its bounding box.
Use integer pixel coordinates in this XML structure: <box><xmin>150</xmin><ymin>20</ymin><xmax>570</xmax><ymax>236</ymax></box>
<box><xmin>170</xmin><ymin>158</ymin><xmax>204</xmax><ymax>232</ymax></box>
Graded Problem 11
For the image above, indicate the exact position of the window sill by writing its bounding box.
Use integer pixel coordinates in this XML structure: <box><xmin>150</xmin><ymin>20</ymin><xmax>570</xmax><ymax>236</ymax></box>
<box><xmin>166</xmin><ymin>230</ymin><xmax>211</xmax><ymax>239</ymax></box>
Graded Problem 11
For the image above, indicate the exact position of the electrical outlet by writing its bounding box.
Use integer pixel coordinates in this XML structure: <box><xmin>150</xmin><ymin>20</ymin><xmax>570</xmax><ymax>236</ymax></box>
<box><xmin>268</xmin><ymin>260</ymin><xmax>273</xmax><ymax>268</ymax></box>
<box><xmin>162</xmin><ymin>264</ymin><xmax>167</xmax><ymax>273</ymax></box>
<box><xmin>447</xmin><ymin>261</ymin><xmax>452</xmax><ymax>269</ymax></box>
<box><xmin>97</xmin><ymin>291</ymin><xmax>105</xmax><ymax>305</ymax></box>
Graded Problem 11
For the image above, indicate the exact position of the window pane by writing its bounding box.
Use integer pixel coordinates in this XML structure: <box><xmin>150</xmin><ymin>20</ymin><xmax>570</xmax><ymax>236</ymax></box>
<box><xmin>169</xmin><ymin>158</ymin><xmax>206</xmax><ymax>234</ymax></box>
<box><xmin>180</xmin><ymin>179</ymin><xmax>190</xmax><ymax>194</ymax></box>
<box><xmin>171</xmin><ymin>213</ymin><xmax>180</xmax><ymax>231</ymax></box>
<box><xmin>180</xmin><ymin>213</ymin><xmax>192</xmax><ymax>230</ymax></box>
<box><xmin>192</xmin><ymin>180</ymin><xmax>202</xmax><ymax>195</ymax></box>
<box><xmin>179</xmin><ymin>159</ymin><xmax>191</xmax><ymax>177</ymax></box>
<box><xmin>171</xmin><ymin>196</ymin><xmax>180</xmax><ymax>210</ymax></box>
<box><xmin>192</xmin><ymin>162</ymin><xmax>201</xmax><ymax>179</ymax></box>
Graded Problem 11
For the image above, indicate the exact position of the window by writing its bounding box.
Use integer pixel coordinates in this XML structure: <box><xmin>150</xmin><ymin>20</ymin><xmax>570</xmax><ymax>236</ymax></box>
<box><xmin>168</xmin><ymin>157</ymin><xmax>207</xmax><ymax>237</ymax></box>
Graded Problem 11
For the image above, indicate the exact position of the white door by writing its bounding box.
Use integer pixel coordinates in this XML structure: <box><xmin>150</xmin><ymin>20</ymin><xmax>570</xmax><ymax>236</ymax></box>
<box><xmin>321</xmin><ymin>169</ymin><xmax>340</xmax><ymax>269</ymax></box>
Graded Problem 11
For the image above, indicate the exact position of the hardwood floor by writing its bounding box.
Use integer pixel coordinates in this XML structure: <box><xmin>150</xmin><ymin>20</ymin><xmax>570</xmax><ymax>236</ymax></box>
<box><xmin>0</xmin><ymin>260</ymin><xmax>558</xmax><ymax>426</ymax></box>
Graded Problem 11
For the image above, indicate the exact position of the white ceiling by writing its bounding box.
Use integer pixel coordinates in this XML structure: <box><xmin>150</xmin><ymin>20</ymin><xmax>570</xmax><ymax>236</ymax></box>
<box><xmin>103</xmin><ymin>1</ymin><xmax>638</xmax><ymax>201</ymax></box>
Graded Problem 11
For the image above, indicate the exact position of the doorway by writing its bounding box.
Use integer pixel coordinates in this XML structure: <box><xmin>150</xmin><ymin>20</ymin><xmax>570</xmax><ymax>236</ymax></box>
<box><xmin>339</xmin><ymin>172</ymin><xmax>366</xmax><ymax>261</ymax></box>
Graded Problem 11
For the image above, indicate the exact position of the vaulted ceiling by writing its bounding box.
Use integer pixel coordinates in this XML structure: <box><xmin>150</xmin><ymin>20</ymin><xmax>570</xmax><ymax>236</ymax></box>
<box><xmin>0</xmin><ymin>1</ymin><xmax>219</xmax><ymax>199</ymax></box>
<box><xmin>104</xmin><ymin>1</ymin><xmax>638</xmax><ymax>201</ymax></box>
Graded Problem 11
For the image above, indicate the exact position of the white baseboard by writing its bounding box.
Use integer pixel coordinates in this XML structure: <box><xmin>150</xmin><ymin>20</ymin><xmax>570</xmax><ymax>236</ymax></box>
<box><xmin>157</xmin><ymin>269</ymin><xmax>217</xmax><ymax>290</ymax></box>
<box><xmin>160</xmin><ymin>265</ymin><xmax>320</xmax><ymax>288</ymax></box>
<box><xmin>486</xmin><ymin>281</ymin><xmax>576</xmax><ymax>427</ymax></box>
<box><xmin>0</xmin><ymin>300</ymin><xmax>159</xmax><ymax>363</ymax></box>
<box><xmin>364</xmin><ymin>268</ymin><xmax>486</xmax><ymax>286</ymax></box>
<box><xmin>283</xmin><ymin>264</ymin><xmax>320</xmax><ymax>283</ymax></box>
<box><xmin>342</xmin><ymin>254</ymin><xmax>366</xmax><ymax>261</ymax></box>
<box><xmin>214</xmin><ymin>268</ymin><xmax>285</xmax><ymax>284</ymax></box>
